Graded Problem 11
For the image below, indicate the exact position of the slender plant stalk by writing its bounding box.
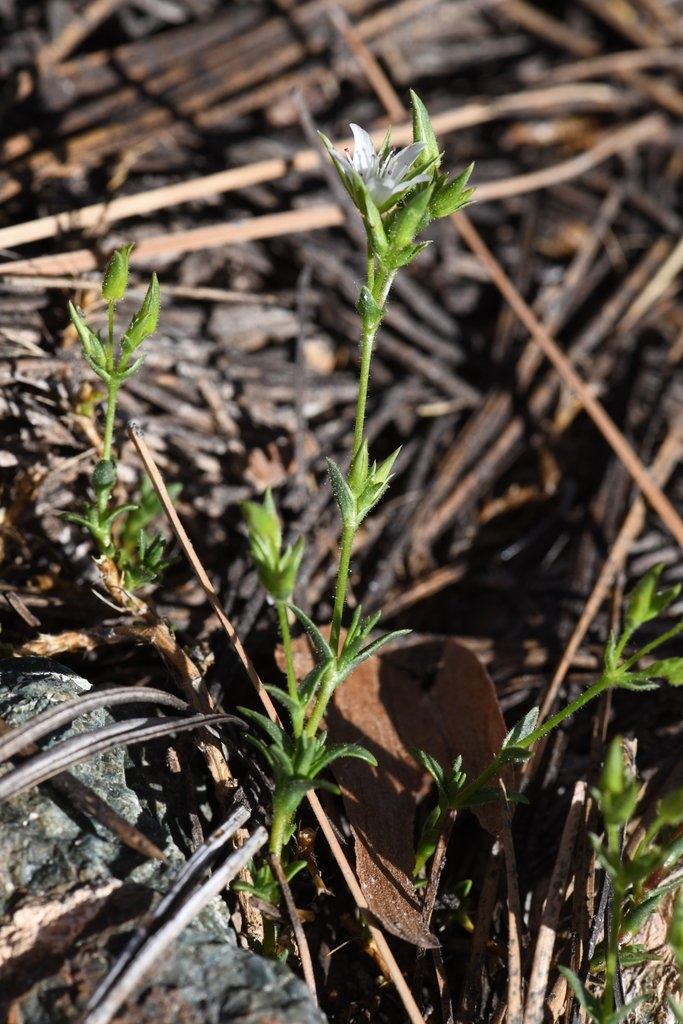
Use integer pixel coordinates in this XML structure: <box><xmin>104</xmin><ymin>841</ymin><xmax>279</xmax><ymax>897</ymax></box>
<box><xmin>329</xmin><ymin>520</ymin><xmax>356</xmax><ymax>656</ymax></box>
<box><xmin>276</xmin><ymin>600</ymin><xmax>299</xmax><ymax>712</ymax></box>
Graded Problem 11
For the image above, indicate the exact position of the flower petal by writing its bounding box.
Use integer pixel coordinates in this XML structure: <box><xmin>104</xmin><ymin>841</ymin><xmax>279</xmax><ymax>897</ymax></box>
<box><xmin>389</xmin><ymin>141</ymin><xmax>426</xmax><ymax>181</ymax></box>
<box><xmin>349</xmin><ymin>124</ymin><xmax>376</xmax><ymax>173</ymax></box>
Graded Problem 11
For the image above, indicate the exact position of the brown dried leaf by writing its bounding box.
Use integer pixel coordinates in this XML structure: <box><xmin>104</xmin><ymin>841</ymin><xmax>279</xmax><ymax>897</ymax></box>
<box><xmin>328</xmin><ymin>654</ymin><xmax>438</xmax><ymax>948</ymax></box>
<box><xmin>327</xmin><ymin>636</ymin><xmax>510</xmax><ymax>944</ymax></box>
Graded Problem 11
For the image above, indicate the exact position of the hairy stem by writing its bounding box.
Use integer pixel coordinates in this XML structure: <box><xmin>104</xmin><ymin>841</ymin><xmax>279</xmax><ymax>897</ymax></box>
<box><xmin>329</xmin><ymin>519</ymin><xmax>356</xmax><ymax>657</ymax></box>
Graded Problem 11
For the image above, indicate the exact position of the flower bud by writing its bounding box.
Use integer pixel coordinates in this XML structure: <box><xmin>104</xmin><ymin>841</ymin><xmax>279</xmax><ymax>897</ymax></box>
<box><xmin>102</xmin><ymin>244</ymin><xmax>134</xmax><ymax>301</ymax></box>
<box><xmin>92</xmin><ymin>459</ymin><xmax>117</xmax><ymax>491</ymax></box>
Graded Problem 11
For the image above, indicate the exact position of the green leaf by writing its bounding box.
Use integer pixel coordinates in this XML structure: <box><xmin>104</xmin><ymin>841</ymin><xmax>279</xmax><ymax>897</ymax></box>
<box><xmin>614</xmin><ymin>674</ymin><xmax>660</xmax><ymax>692</ymax></box>
<box><xmin>340</xmin><ymin>628</ymin><xmax>411</xmax><ymax>676</ymax></box>
<box><xmin>68</xmin><ymin>302</ymin><xmax>106</xmax><ymax>365</ymax></box>
<box><xmin>356</xmin><ymin>286</ymin><xmax>383</xmax><ymax>334</ymax></box>
<box><xmin>668</xmin><ymin>891</ymin><xmax>683</xmax><ymax>968</ymax></box>
<box><xmin>102</xmin><ymin>243</ymin><xmax>134</xmax><ymax>301</ymax></box>
<box><xmin>288</xmin><ymin>604</ymin><xmax>334</xmax><ymax>663</ymax></box>
<box><xmin>412</xmin><ymin>747</ymin><xmax>446</xmax><ymax>788</ymax></box>
<box><xmin>503</xmin><ymin>706</ymin><xmax>539</xmax><ymax>748</ymax></box>
<box><xmin>327</xmin><ymin>457</ymin><xmax>356</xmax><ymax>525</ymax></box>
<box><xmin>348</xmin><ymin>440</ymin><xmax>370</xmax><ymax>495</ymax></box>
<box><xmin>667</xmin><ymin>996</ymin><xmax>683</xmax><ymax>1022</ymax></box>
<box><xmin>558</xmin><ymin>966</ymin><xmax>601</xmax><ymax>1022</ymax></box>
<box><xmin>646</xmin><ymin>657</ymin><xmax>683</xmax><ymax>685</ymax></box>
<box><xmin>389</xmin><ymin>241</ymin><xmax>431</xmax><ymax>269</ymax></box>
<box><xmin>311</xmin><ymin>741</ymin><xmax>377</xmax><ymax>774</ymax></box>
<box><xmin>658</xmin><ymin>787</ymin><xmax>683</xmax><ymax>825</ymax></box>
<box><xmin>238</xmin><ymin>706</ymin><xmax>286</xmax><ymax>748</ymax></box>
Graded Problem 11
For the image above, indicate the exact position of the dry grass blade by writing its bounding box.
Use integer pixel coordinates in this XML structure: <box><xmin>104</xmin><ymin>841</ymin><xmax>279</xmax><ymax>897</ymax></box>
<box><xmin>0</xmin><ymin>712</ymin><xmax>238</xmax><ymax>802</ymax></box>
<box><xmin>498</xmin><ymin>781</ymin><xmax>524</xmax><ymax>1024</ymax></box>
<box><xmin>453</xmin><ymin>211</ymin><xmax>683</xmax><ymax>551</ymax></box>
<box><xmin>78</xmin><ymin>807</ymin><xmax>267</xmax><ymax>1024</ymax></box>
<box><xmin>523</xmin><ymin>781</ymin><xmax>587</xmax><ymax>1024</ymax></box>
<box><xmin>0</xmin><ymin>685</ymin><xmax>190</xmax><ymax>764</ymax></box>
<box><xmin>534</xmin><ymin>427</ymin><xmax>683</xmax><ymax>733</ymax></box>
<box><xmin>269</xmin><ymin>852</ymin><xmax>318</xmax><ymax>1002</ymax></box>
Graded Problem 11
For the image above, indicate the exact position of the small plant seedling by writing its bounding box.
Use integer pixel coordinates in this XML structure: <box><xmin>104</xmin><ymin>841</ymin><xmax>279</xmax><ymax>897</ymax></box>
<box><xmin>236</xmin><ymin>93</ymin><xmax>475</xmax><ymax>932</ymax></box>
<box><xmin>560</xmin><ymin>735</ymin><xmax>683</xmax><ymax>1022</ymax></box>
<box><xmin>64</xmin><ymin>244</ymin><xmax>177</xmax><ymax>593</ymax></box>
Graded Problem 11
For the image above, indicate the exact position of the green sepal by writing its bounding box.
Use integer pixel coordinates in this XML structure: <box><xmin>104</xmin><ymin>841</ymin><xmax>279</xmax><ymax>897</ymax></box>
<box><xmin>410</xmin><ymin>90</ymin><xmax>440</xmax><ymax>172</ymax></box>
<box><xmin>595</xmin><ymin>736</ymin><xmax>638</xmax><ymax>828</ymax></box>
<box><xmin>241</xmin><ymin>489</ymin><xmax>303</xmax><ymax>600</ymax></box>
<box><xmin>360</xmin><ymin>189</ymin><xmax>389</xmax><ymax>253</ymax></box>
<box><xmin>348</xmin><ymin>439</ymin><xmax>370</xmax><ymax>494</ymax></box>
<box><xmin>102</xmin><ymin>243</ymin><xmax>134</xmax><ymax>301</ymax></box>
<box><xmin>387</xmin><ymin>185</ymin><xmax>433</xmax><ymax>249</ymax></box>
<box><xmin>354</xmin><ymin>446</ymin><xmax>401</xmax><ymax>523</ymax></box>
<box><xmin>430</xmin><ymin>163</ymin><xmax>476</xmax><ymax>218</ymax></box>
<box><xmin>318</xmin><ymin>130</ymin><xmax>358</xmax><ymax>205</ymax></box>
<box><xmin>624</xmin><ymin>563</ymin><xmax>681</xmax><ymax>636</ymax></box>
<box><xmin>603</xmin><ymin>629</ymin><xmax>618</xmax><ymax>674</ymax></box>
<box><xmin>121</xmin><ymin>273</ymin><xmax>160</xmax><ymax>356</ymax></box>
<box><xmin>242</xmin><ymin>488</ymin><xmax>282</xmax><ymax>550</ymax></box>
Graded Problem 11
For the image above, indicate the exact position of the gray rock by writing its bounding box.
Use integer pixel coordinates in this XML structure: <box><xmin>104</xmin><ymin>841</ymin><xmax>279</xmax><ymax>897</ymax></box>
<box><xmin>0</xmin><ymin>657</ymin><xmax>327</xmax><ymax>1023</ymax></box>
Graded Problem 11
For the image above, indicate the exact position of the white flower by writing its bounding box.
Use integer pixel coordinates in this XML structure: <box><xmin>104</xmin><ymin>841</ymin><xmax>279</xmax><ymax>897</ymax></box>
<box><xmin>322</xmin><ymin>123</ymin><xmax>432</xmax><ymax>212</ymax></box>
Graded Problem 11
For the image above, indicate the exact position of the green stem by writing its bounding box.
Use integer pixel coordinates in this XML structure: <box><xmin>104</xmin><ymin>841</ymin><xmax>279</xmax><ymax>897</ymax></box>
<box><xmin>522</xmin><ymin>675</ymin><xmax>610</xmax><ymax>747</ymax></box>
<box><xmin>456</xmin><ymin>676</ymin><xmax>612</xmax><ymax>809</ymax></box>
<box><xmin>101</xmin><ymin>379</ymin><xmax>119</xmax><ymax>464</ymax></box>
<box><xmin>276</xmin><ymin>600</ymin><xmax>299</xmax><ymax>713</ymax></box>
<box><xmin>602</xmin><ymin>828</ymin><xmax>624</xmax><ymax>1017</ymax></box>
<box><xmin>351</xmin><ymin>265</ymin><xmax>395</xmax><ymax>459</ymax></box>
<box><xmin>305</xmin><ymin>661</ymin><xmax>339</xmax><ymax>738</ymax></box>
<box><xmin>262</xmin><ymin>915</ymin><xmax>278</xmax><ymax>958</ymax></box>
<box><xmin>352</xmin><ymin>319</ymin><xmax>377</xmax><ymax>460</ymax></box>
<box><xmin>620</xmin><ymin>619</ymin><xmax>683</xmax><ymax>672</ymax></box>
<box><xmin>269</xmin><ymin>802</ymin><xmax>291</xmax><ymax>859</ymax></box>
<box><xmin>329</xmin><ymin>519</ymin><xmax>356</xmax><ymax>657</ymax></box>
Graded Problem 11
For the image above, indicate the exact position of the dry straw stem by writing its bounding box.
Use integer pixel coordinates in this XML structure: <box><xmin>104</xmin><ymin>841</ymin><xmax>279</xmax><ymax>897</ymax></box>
<box><xmin>127</xmin><ymin>422</ymin><xmax>429</xmax><ymax>1024</ymax></box>
<box><xmin>452</xmin><ymin>210</ymin><xmax>683</xmax><ymax>553</ymax></box>
<box><xmin>522</xmin><ymin>781</ymin><xmax>587</xmax><ymax>1024</ymax></box>
<box><xmin>532</xmin><ymin>427</ymin><xmax>683</xmax><ymax>740</ymax></box>
<box><xmin>0</xmin><ymin>86</ymin><xmax>659</xmax><ymax>254</ymax></box>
